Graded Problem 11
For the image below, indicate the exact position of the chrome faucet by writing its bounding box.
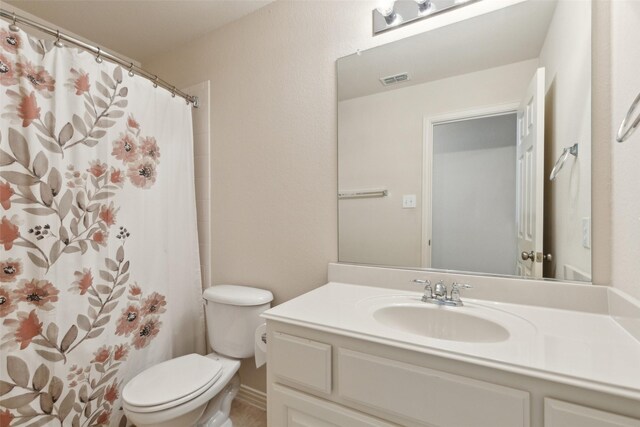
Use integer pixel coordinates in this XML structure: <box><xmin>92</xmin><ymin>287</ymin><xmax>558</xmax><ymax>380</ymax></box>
<box><xmin>412</xmin><ymin>279</ymin><xmax>472</xmax><ymax>306</ymax></box>
<box><xmin>433</xmin><ymin>280</ymin><xmax>447</xmax><ymax>300</ymax></box>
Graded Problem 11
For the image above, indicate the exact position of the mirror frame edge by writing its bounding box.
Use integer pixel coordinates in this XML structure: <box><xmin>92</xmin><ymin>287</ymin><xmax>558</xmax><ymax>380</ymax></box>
<box><xmin>590</xmin><ymin>0</ymin><xmax>611</xmax><ymax>287</ymax></box>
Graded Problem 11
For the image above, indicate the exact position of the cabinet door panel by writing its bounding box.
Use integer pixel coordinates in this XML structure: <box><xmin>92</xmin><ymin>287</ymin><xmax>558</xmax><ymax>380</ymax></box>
<box><xmin>287</xmin><ymin>409</ymin><xmax>343</xmax><ymax>427</ymax></box>
<box><xmin>272</xmin><ymin>332</ymin><xmax>332</xmax><ymax>394</ymax></box>
<box><xmin>545</xmin><ymin>399</ymin><xmax>640</xmax><ymax>427</ymax></box>
<box><xmin>338</xmin><ymin>348</ymin><xmax>529</xmax><ymax>427</ymax></box>
<box><xmin>270</xmin><ymin>384</ymin><xmax>398</xmax><ymax>427</ymax></box>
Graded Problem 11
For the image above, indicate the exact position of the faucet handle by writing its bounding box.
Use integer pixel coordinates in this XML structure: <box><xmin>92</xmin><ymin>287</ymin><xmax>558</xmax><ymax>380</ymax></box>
<box><xmin>412</xmin><ymin>279</ymin><xmax>431</xmax><ymax>291</ymax></box>
<box><xmin>451</xmin><ymin>282</ymin><xmax>472</xmax><ymax>302</ymax></box>
<box><xmin>413</xmin><ymin>279</ymin><xmax>433</xmax><ymax>301</ymax></box>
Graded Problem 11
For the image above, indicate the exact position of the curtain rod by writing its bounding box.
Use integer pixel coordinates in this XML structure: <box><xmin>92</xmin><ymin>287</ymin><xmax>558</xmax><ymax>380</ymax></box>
<box><xmin>0</xmin><ymin>9</ymin><xmax>199</xmax><ymax>108</ymax></box>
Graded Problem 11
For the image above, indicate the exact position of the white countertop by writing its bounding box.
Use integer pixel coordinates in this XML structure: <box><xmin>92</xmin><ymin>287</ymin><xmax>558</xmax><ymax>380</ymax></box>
<box><xmin>263</xmin><ymin>282</ymin><xmax>640</xmax><ymax>401</ymax></box>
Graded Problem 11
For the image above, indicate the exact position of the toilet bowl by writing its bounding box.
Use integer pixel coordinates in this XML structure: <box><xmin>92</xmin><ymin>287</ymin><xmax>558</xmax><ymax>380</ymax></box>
<box><xmin>123</xmin><ymin>353</ymin><xmax>240</xmax><ymax>427</ymax></box>
<box><xmin>123</xmin><ymin>285</ymin><xmax>273</xmax><ymax>427</ymax></box>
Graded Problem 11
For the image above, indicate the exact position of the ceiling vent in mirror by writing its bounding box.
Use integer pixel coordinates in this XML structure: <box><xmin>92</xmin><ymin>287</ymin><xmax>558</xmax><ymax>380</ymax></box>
<box><xmin>380</xmin><ymin>72</ymin><xmax>410</xmax><ymax>86</ymax></box>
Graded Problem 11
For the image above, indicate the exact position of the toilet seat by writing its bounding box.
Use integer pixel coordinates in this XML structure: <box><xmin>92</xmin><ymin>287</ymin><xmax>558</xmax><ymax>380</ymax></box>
<box><xmin>123</xmin><ymin>354</ymin><xmax>222</xmax><ymax>413</ymax></box>
<box><xmin>123</xmin><ymin>353</ymin><xmax>241</xmax><ymax>427</ymax></box>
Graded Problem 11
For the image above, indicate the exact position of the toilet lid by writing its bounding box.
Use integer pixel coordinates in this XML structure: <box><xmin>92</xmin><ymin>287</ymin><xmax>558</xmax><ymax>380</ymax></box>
<box><xmin>123</xmin><ymin>354</ymin><xmax>222</xmax><ymax>408</ymax></box>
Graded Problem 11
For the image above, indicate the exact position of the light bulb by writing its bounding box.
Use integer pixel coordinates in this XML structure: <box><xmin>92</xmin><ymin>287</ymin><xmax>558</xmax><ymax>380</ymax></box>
<box><xmin>415</xmin><ymin>0</ymin><xmax>433</xmax><ymax>15</ymax></box>
<box><xmin>376</xmin><ymin>0</ymin><xmax>401</xmax><ymax>26</ymax></box>
<box><xmin>376</xmin><ymin>0</ymin><xmax>395</xmax><ymax>17</ymax></box>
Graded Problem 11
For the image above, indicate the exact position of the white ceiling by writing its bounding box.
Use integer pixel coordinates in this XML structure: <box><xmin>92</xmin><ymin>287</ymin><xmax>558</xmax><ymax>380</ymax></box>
<box><xmin>338</xmin><ymin>0</ymin><xmax>558</xmax><ymax>101</ymax></box>
<box><xmin>2</xmin><ymin>0</ymin><xmax>273</xmax><ymax>62</ymax></box>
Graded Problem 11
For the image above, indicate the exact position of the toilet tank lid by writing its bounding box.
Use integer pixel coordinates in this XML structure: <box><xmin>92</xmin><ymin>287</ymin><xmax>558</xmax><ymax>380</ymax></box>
<box><xmin>203</xmin><ymin>285</ymin><xmax>273</xmax><ymax>306</ymax></box>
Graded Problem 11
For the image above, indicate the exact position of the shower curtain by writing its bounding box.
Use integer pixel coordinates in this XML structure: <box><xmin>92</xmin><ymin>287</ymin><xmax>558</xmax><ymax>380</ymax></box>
<box><xmin>0</xmin><ymin>21</ymin><xmax>205</xmax><ymax>426</ymax></box>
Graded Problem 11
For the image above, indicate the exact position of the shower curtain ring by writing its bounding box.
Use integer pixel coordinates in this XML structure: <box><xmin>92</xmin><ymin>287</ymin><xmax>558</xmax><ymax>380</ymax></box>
<box><xmin>54</xmin><ymin>30</ymin><xmax>63</xmax><ymax>48</ymax></box>
<box><xmin>128</xmin><ymin>63</ymin><xmax>135</xmax><ymax>77</ymax></box>
<box><xmin>152</xmin><ymin>76</ymin><xmax>158</xmax><ymax>88</ymax></box>
<box><xmin>9</xmin><ymin>13</ymin><xmax>19</xmax><ymax>32</ymax></box>
<box><xmin>171</xmin><ymin>86</ymin><xmax>176</xmax><ymax>98</ymax></box>
<box><xmin>95</xmin><ymin>47</ymin><xmax>103</xmax><ymax>63</ymax></box>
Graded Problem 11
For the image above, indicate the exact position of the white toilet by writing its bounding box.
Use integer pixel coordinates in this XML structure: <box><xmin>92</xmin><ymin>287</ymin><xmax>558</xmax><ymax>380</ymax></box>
<box><xmin>122</xmin><ymin>285</ymin><xmax>273</xmax><ymax>427</ymax></box>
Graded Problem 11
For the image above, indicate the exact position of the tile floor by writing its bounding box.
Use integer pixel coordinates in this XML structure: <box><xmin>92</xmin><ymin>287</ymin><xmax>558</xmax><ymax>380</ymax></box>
<box><xmin>230</xmin><ymin>399</ymin><xmax>267</xmax><ymax>427</ymax></box>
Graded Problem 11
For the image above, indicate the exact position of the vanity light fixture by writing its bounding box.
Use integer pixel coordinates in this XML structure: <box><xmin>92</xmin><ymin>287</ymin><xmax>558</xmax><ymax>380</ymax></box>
<box><xmin>415</xmin><ymin>0</ymin><xmax>433</xmax><ymax>16</ymax></box>
<box><xmin>376</xmin><ymin>0</ymin><xmax>401</xmax><ymax>26</ymax></box>
<box><xmin>373</xmin><ymin>0</ymin><xmax>480</xmax><ymax>35</ymax></box>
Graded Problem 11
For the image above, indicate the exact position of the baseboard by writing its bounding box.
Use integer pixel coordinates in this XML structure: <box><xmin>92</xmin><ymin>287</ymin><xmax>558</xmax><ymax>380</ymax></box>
<box><xmin>236</xmin><ymin>384</ymin><xmax>267</xmax><ymax>411</ymax></box>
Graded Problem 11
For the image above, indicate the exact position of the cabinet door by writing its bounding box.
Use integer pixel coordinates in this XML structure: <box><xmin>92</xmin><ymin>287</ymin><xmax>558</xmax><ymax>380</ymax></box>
<box><xmin>271</xmin><ymin>332</ymin><xmax>332</xmax><ymax>394</ymax></box>
<box><xmin>338</xmin><ymin>348</ymin><xmax>529</xmax><ymax>427</ymax></box>
<box><xmin>545</xmin><ymin>399</ymin><xmax>640</xmax><ymax>427</ymax></box>
<box><xmin>269</xmin><ymin>384</ymin><xmax>398</xmax><ymax>427</ymax></box>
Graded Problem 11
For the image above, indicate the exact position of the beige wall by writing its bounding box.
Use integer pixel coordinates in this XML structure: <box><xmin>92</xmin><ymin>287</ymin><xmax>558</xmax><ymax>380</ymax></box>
<box><xmin>182</xmin><ymin>81</ymin><xmax>212</xmax><ymax>289</ymax></box>
<box><xmin>611</xmin><ymin>0</ymin><xmax>640</xmax><ymax>301</ymax></box>
<box><xmin>539</xmin><ymin>0</ymin><xmax>592</xmax><ymax>280</ymax></box>
<box><xmin>338</xmin><ymin>60</ymin><xmax>537</xmax><ymax>267</ymax></box>
<box><xmin>1</xmin><ymin>3</ymin><xmax>141</xmax><ymax>66</ymax></box>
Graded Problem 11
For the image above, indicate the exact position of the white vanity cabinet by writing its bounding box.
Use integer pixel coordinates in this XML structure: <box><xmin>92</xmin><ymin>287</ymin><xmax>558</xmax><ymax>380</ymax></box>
<box><xmin>266</xmin><ymin>321</ymin><xmax>640</xmax><ymax>427</ymax></box>
<box><xmin>268</xmin><ymin>325</ymin><xmax>530</xmax><ymax>427</ymax></box>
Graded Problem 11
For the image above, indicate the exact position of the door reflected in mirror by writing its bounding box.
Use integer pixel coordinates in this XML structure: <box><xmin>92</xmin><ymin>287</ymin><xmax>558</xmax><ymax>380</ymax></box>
<box><xmin>337</xmin><ymin>0</ymin><xmax>592</xmax><ymax>282</ymax></box>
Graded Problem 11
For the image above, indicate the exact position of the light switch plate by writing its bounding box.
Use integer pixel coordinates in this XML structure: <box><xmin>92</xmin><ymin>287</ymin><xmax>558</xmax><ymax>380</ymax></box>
<box><xmin>402</xmin><ymin>195</ymin><xmax>417</xmax><ymax>209</ymax></box>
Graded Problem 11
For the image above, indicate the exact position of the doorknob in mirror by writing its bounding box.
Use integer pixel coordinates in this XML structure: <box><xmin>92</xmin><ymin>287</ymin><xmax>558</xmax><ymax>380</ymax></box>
<box><xmin>521</xmin><ymin>252</ymin><xmax>552</xmax><ymax>262</ymax></box>
<box><xmin>521</xmin><ymin>251</ymin><xmax>535</xmax><ymax>261</ymax></box>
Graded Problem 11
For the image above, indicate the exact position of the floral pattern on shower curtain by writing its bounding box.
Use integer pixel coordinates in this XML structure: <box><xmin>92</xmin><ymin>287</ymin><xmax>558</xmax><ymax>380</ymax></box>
<box><xmin>0</xmin><ymin>22</ymin><xmax>205</xmax><ymax>427</ymax></box>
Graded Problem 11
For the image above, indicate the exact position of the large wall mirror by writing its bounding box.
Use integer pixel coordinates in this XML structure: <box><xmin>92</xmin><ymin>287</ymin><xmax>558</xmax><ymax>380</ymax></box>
<box><xmin>337</xmin><ymin>0</ymin><xmax>592</xmax><ymax>282</ymax></box>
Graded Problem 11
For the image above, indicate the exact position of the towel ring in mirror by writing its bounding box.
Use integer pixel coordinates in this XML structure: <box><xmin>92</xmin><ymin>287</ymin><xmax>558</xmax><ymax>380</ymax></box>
<box><xmin>550</xmin><ymin>143</ymin><xmax>578</xmax><ymax>181</ymax></box>
<box><xmin>617</xmin><ymin>90</ymin><xmax>640</xmax><ymax>143</ymax></box>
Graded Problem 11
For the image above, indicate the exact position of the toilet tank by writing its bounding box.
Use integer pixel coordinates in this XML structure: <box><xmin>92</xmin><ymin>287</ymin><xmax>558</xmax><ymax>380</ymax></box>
<box><xmin>203</xmin><ymin>285</ymin><xmax>273</xmax><ymax>359</ymax></box>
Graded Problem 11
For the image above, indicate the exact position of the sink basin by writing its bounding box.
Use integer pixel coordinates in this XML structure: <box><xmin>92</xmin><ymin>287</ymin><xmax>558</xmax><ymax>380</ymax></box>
<box><xmin>373</xmin><ymin>304</ymin><xmax>510</xmax><ymax>343</ymax></box>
